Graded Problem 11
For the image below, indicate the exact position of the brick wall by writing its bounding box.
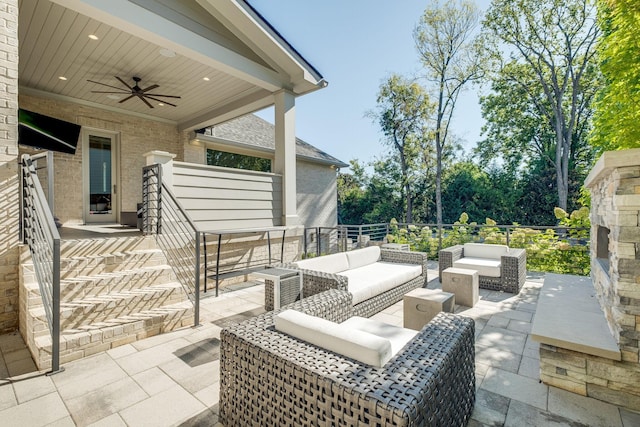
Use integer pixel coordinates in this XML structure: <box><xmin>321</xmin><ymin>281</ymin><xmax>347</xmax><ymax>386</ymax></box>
<box><xmin>19</xmin><ymin>94</ymin><xmax>182</xmax><ymax>225</ymax></box>
<box><xmin>0</xmin><ymin>0</ymin><xmax>19</xmax><ymax>333</ymax></box>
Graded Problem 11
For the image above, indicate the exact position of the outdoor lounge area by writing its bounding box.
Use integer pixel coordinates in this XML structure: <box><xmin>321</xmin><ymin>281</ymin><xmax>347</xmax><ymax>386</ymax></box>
<box><xmin>1</xmin><ymin>262</ymin><xmax>639</xmax><ymax>426</ymax></box>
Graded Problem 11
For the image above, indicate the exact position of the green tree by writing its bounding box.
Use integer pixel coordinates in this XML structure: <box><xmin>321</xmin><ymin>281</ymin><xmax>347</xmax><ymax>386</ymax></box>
<box><xmin>414</xmin><ymin>0</ymin><xmax>487</xmax><ymax>229</ymax></box>
<box><xmin>483</xmin><ymin>0</ymin><xmax>599</xmax><ymax>211</ymax></box>
<box><xmin>337</xmin><ymin>160</ymin><xmax>369</xmax><ymax>225</ymax></box>
<box><xmin>591</xmin><ymin>0</ymin><xmax>640</xmax><ymax>151</ymax></box>
<box><xmin>368</xmin><ymin>75</ymin><xmax>433</xmax><ymax>223</ymax></box>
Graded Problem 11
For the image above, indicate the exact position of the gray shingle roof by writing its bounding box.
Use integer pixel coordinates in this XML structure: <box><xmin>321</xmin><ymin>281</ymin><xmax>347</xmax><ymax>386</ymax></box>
<box><xmin>203</xmin><ymin>114</ymin><xmax>348</xmax><ymax>168</ymax></box>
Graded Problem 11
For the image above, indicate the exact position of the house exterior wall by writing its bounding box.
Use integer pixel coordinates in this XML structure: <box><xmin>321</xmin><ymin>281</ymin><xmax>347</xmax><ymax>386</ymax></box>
<box><xmin>0</xmin><ymin>0</ymin><xmax>19</xmax><ymax>333</ymax></box>
<box><xmin>297</xmin><ymin>159</ymin><xmax>338</xmax><ymax>228</ymax></box>
<box><xmin>18</xmin><ymin>94</ymin><xmax>182</xmax><ymax>225</ymax></box>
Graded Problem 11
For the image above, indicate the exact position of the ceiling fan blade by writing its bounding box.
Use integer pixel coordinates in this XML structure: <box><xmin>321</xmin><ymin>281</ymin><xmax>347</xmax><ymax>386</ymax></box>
<box><xmin>115</xmin><ymin>76</ymin><xmax>133</xmax><ymax>90</ymax></box>
<box><xmin>118</xmin><ymin>94</ymin><xmax>136</xmax><ymax>103</ymax></box>
<box><xmin>138</xmin><ymin>95</ymin><xmax>154</xmax><ymax>109</ymax></box>
<box><xmin>145</xmin><ymin>95</ymin><xmax>178</xmax><ymax>107</ymax></box>
<box><xmin>87</xmin><ymin>79</ymin><xmax>128</xmax><ymax>91</ymax></box>
<box><xmin>91</xmin><ymin>90</ymin><xmax>129</xmax><ymax>94</ymax></box>
<box><xmin>145</xmin><ymin>93</ymin><xmax>181</xmax><ymax>99</ymax></box>
<box><xmin>141</xmin><ymin>84</ymin><xmax>159</xmax><ymax>93</ymax></box>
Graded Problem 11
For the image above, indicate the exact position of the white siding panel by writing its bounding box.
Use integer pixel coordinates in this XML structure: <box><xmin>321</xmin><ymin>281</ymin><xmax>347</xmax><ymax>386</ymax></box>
<box><xmin>172</xmin><ymin>163</ymin><xmax>282</xmax><ymax>230</ymax></box>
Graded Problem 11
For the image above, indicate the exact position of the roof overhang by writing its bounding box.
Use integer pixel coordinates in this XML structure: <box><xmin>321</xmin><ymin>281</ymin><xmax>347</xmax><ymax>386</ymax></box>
<box><xmin>19</xmin><ymin>0</ymin><xmax>326</xmax><ymax>132</ymax></box>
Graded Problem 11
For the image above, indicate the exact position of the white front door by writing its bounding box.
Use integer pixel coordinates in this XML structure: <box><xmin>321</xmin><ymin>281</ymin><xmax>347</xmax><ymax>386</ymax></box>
<box><xmin>83</xmin><ymin>130</ymin><xmax>118</xmax><ymax>223</ymax></box>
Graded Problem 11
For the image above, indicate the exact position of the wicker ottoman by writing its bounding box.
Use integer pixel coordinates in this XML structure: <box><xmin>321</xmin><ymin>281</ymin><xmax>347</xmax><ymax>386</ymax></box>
<box><xmin>442</xmin><ymin>267</ymin><xmax>479</xmax><ymax>307</ymax></box>
<box><xmin>403</xmin><ymin>288</ymin><xmax>455</xmax><ymax>330</ymax></box>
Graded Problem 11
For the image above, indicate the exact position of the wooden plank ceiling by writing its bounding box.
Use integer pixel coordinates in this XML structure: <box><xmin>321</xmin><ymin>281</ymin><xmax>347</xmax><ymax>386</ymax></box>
<box><xmin>18</xmin><ymin>0</ymin><xmax>266</xmax><ymax>126</ymax></box>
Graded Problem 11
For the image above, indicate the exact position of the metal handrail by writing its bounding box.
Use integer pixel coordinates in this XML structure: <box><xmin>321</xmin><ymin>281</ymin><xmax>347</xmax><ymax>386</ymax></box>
<box><xmin>142</xmin><ymin>164</ymin><xmax>200</xmax><ymax>326</ymax></box>
<box><xmin>20</xmin><ymin>153</ymin><xmax>62</xmax><ymax>374</ymax></box>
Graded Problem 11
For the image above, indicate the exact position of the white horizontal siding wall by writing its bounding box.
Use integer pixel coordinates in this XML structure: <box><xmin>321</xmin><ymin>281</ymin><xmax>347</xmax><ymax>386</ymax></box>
<box><xmin>172</xmin><ymin>161</ymin><xmax>282</xmax><ymax>230</ymax></box>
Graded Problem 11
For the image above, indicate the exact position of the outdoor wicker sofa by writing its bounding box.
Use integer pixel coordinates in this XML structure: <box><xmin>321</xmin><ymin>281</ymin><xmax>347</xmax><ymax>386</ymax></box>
<box><xmin>439</xmin><ymin>243</ymin><xmax>527</xmax><ymax>294</ymax></box>
<box><xmin>278</xmin><ymin>246</ymin><xmax>429</xmax><ymax>317</ymax></box>
<box><xmin>220</xmin><ymin>289</ymin><xmax>476</xmax><ymax>426</ymax></box>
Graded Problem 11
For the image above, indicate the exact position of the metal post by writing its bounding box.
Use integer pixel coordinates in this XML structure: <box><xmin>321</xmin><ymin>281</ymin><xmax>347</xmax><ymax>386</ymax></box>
<box><xmin>194</xmin><ymin>231</ymin><xmax>201</xmax><ymax>327</ymax></box>
<box><xmin>48</xmin><ymin>237</ymin><xmax>63</xmax><ymax>374</ymax></box>
<box><xmin>156</xmin><ymin>165</ymin><xmax>162</xmax><ymax>234</ymax></box>
<box><xmin>46</xmin><ymin>151</ymin><xmax>54</xmax><ymax>214</ymax></box>
<box><xmin>358</xmin><ymin>225</ymin><xmax>363</xmax><ymax>249</ymax></box>
<box><xmin>215</xmin><ymin>233</ymin><xmax>222</xmax><ymax>297</ymax></box>
<box><xmin>316</xmin><ymin>227</ymin><xmax>320</xmax><ymax>256</ymax></box>
<box><xmin>19</xmin><ymin>158</ymin><xmax>24</xmax><ymax>243</ymax></box>
<box><xmin>506</xmin><ymin>226</ymin><xmax>511</xmax><ymax>246</ymax></box>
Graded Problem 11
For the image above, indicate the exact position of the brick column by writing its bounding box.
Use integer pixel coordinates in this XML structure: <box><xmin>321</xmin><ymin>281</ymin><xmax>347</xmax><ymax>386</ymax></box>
<box><xmin>0</xmin><ymin>0</ymin><xmax>20</xmax><ymax>333</ymax></box>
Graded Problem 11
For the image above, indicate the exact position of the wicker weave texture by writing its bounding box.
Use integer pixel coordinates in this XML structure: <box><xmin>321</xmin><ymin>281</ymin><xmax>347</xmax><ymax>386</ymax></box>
<box><xmin>220</xmin><ymin>290</ymin><xmax>475</xmax><ymax>427</ymax></box>
<box><xmin>279</xmin><ymin>249</ymin><xmax>428</xmax><ymax>317</ymax></box>
<box><xmin>438</xmin><ymin>245</ymin><xmax>526</xmax><ymax>294</ymax></box>
<box><xmin>264</xmin><ymin>275</ymin><xmax>302</xmax><ymax>311</ymax></box>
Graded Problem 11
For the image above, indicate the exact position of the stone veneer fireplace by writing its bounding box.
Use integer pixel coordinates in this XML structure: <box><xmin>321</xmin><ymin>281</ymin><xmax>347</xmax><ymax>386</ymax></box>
<box><xmin>583</xmin><ymin>148</ymin><xmax>640</xmax><ymax>410</ymax></box>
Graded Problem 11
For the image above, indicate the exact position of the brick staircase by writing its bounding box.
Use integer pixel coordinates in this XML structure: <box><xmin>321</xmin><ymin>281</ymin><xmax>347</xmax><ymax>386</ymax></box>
<box><xmin>19</xmin><ymin>234</ymin><xmax>194</xmax><ymax>370</ymax></box>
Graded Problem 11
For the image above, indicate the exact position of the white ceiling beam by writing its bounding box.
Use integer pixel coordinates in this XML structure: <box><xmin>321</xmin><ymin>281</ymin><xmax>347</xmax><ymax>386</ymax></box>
<box><xmin>178</xmin><ymin>89</ymin><xmax>274</xmax><ymax>132</ymax></box>
<box><xmin>50</xmin><ymin>0</ymin><xmax>286</xmax><ymax>92</ymax></box>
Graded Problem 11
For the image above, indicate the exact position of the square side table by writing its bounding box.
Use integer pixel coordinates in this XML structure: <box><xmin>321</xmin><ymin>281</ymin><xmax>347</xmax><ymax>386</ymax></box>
<box><xmin>403</xmin><ymin>288</ymin><xmax>455</xmax><ymax>331</ymax></box>
<box><xmin>251</xmin><ymin>267</ymin><xmax>302</xmax><ymax>311</ymax></box>
<box><xmin>442</xmin><ymin>267</ymin><xmax>479</xmax><ymax>307</ymax></box>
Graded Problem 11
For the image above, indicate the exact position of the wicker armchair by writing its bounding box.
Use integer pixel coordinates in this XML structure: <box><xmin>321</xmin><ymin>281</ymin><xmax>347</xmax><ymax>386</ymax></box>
<box><xmin>279</xmin><ymin>248</ymin><xmax>429</xmax><ymax>318</ymax></box>
<box><xmin>439</xmin><ymin>244</ymin><xmax>526</xmax><ymax>294</ymax></box>
<box><xmin>220</xmin><ymin>289</ymin><xmax>476</xmax><ymax>427</ymax></box>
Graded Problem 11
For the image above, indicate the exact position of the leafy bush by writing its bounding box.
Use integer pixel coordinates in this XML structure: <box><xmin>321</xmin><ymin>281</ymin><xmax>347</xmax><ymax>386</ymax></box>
<box><xmin>387</xmin><ymin>208</ymin><xmax>590</xmax><ymax>275</ymax></box>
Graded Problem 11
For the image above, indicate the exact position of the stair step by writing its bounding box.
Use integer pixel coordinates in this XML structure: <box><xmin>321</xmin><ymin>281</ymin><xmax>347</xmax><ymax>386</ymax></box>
<box><xmin>33</xmin><ymin>300</ymin><xmax>194</xmax><ymax>367</ymax></box>
<box><xmin>21</xmin><ymin>248</ymin><xmax>168</xmax><ymax>280</ymax></box>
<box><xmin>60</xmin><ymin>235</ymin><xmax>157</xmax><ymax>258</ymax></box>
<box><xmin>30</xmin><ymin>282</ymin><xmax>188</xmax><ymax>330</ymax></box>
<box><xmin>24</xmin><ymin>265</ymin><xmax>177</xmax><ymax>305</ymax></box>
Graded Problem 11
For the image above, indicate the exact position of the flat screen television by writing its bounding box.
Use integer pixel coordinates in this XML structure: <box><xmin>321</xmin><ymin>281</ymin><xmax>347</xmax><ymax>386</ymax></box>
<box><xmin>18</xmin><ymin>109</ymin><xmax>81</xmax><ymax>155</ymax></box>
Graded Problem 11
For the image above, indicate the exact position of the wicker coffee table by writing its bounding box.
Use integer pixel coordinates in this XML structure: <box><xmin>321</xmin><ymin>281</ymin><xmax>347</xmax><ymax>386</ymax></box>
<box><xmin>251</xmin><ymin>267</ymin><xmax>302</xmax><ymax>310</ymax></box>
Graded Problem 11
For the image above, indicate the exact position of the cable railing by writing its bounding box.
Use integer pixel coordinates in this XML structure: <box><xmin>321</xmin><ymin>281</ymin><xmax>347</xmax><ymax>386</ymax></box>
<box><xmin>20</xmin><ymin>153</ymin><xmax>62</xmax><ymax>374</ymax></box>
<box><xmin>142</xmin><ymin>164</ymin><xmax>200</xmax><ymax>326</ymax></box>
<box><xmin>303</xmin><ymin>223</ymin><xmax>389</xmax><ymax>257</ymax></box>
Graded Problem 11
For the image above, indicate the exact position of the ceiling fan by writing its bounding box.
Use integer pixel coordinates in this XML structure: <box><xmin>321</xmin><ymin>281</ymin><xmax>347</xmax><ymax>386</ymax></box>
<box><xmin>87</xmin><ymin>76</ymin><xmax>181</xmax><ymax>108</ymax></box>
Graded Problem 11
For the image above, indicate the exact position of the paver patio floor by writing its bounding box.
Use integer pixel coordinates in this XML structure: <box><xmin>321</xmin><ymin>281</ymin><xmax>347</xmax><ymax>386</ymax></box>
<box><xmin>1</xmin><ymin>264</ymin><xmax>640</xmax><ymax>426</ymax></box>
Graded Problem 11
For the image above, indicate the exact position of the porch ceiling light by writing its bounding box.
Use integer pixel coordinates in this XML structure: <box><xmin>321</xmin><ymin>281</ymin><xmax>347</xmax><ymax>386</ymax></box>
<box><xmin>58</xmin><ymin>76</ymin><xmax>67</xmax><ymax>81</ymax></box>
<box><xmin>107</xmin><ymin>94</ymin><xmax>120</xmax><ymax>100</ymax></box>
<box><xmin>203</xmin><ymin>77</ymin><xmax>210</xmax><ymax>81</ymax></box>
<box><xmin>88</xmin><ymin>34</ymin><xmax>99</xmax><ymax>40</ymax></box>
<box><xmin>158</xmin><ymin>103</ymin><xmax>165</xmax><ymax>106</ymax></box>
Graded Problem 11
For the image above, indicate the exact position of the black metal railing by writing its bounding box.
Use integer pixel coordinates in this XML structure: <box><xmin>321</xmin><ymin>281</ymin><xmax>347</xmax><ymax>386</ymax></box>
<box><xmin>142</xmin><ymin>164</ymin><xmax>200</xmax><ymax>326</ymax></box>
<box><xmin>20</xmin><ymin>153</ymin><xmax>62</xmax><ymax>374</ymax></box>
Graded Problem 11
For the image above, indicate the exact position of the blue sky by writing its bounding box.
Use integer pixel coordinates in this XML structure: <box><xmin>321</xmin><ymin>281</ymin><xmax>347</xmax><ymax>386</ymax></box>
<box><xmin>250</xmin><ymin>0</ymin><xmax>490</xmax><ymax>169</ymax></box>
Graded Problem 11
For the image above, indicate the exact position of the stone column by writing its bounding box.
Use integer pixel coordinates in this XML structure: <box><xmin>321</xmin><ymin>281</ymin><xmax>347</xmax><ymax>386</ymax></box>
<box><xmin>274</xmin><ymin>90</ymin><xmax>297</xmax><ymax>226</ymax></box>
<box><xmin>0</xmin><ymin>0</ymin><xmax>19</xmax><ymax>333</ymax></box>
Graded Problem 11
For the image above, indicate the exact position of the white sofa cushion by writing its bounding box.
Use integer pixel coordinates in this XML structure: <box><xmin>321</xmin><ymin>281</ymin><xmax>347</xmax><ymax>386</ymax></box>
<box><xmin>274</xmin><ymin>309</ymin><xmax>392</xmax><ymax>367</ymax></box>
<box><xmin>293</xmin><ymin>252</ymin><xmax>349</xmax><ymax>274</ymax></box>
<box><xmin>463</xmin><ymin>243</ymin><xmax>508</xmax><ymax>260</ymax></box>
<box><xmin>454</xmin><ymin>257</ymin><xmax>501</xmax><ymax>277</ymax></box>
<box><xmin>341</xmin><ymin>316</ymin><xmax>418</xmax><ymax>356</ymax></box>
<box><xmin>345</xmin><ymin>246</ymin><xmax>380</xmax><ymax>270</ymax></box>
<box><xmin>341</xmin><ymin>262</ymin><xmax>422</xmax><ymax>305</ymax></box>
